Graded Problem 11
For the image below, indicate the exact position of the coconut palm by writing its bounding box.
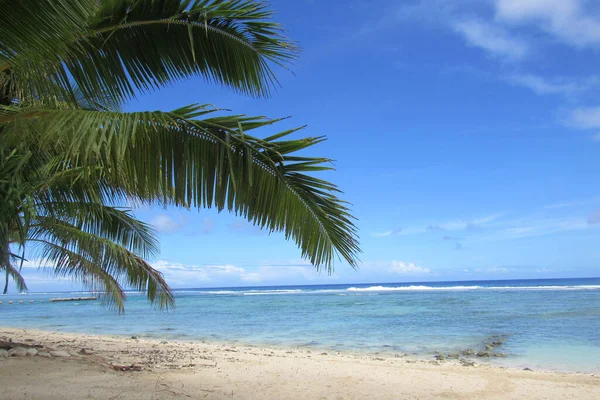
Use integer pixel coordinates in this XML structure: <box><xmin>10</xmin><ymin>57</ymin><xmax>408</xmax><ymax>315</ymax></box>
<box><xmin>1</xmin><ymin>144</ymin><xmax>172</xmax><ymax>311</ymax></box>
<box><xmin>0</xmin><ymin>0</ymin><xmax>360</xmax><ymax>305</ymax></box>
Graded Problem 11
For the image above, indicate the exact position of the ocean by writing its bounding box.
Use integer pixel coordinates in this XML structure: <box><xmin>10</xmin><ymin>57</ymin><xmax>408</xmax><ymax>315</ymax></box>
<box><xmin>1</xmin><ymin>278</ymin><xmax>599</xmax><ymax>373</ymax></box>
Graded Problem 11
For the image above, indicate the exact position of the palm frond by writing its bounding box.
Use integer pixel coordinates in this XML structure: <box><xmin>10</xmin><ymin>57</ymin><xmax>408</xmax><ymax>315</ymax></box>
<box><xmin>0</xmin><ymin>0</ymin><xmax>97</xmax><ymax>67</ymax></box>
<box><xmin>1</xmin><ymin>0</ymin><xmax>297</xmax><ymax>103</ymax></box>
<box><xmin>2</xmin><ymin>104</ymin><xmax>360</xmax><ymax>270</ymax></box>
<box><xmin>28</xmin><ymin>238</ymin><xmax>128</xmax><ymax>310</ymax></box>
<box><xmin>0</xmin><ymin>261</ymin><xmax>27</xmax><ymax>293</ymax></box>
<box><xmin>28</xmin><ymin>217</ymin><xmax>173</xmax><ymax>311</ymax></box>
<box><xmin>33</xmin><ymin>201</ymin><xmax>159</xmax><ymax>259</ymax></box>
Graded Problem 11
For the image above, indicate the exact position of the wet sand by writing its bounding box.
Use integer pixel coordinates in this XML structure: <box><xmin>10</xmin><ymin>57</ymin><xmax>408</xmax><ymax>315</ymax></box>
<box><xmin>0</xmin><ymin>327</ymin><xmax>598</xmax><ymax>399</ymax></box>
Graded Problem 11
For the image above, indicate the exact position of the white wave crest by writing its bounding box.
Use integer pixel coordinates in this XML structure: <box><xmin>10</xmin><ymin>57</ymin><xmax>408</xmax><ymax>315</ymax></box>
<box><xmin>345</xmin><ymin>285</ymin><xmax>600</xmax><ymax>292</ymax></box>
<box><xmin>243</xmin><ymin>289</ymin><xmax>304</xmax><ymax>296</ymax></box>
<box><xmin>346</xmin><ymin>285</ymin><xmax>481</xmax><ymax>292</ymax></box>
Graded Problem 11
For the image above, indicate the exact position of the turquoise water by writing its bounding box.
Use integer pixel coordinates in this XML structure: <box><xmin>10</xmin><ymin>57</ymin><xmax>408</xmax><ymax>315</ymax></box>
<box><xmin>1</xmin><ymin>278</ymin><xmax>599</xmax><ymax>372</ymax></box>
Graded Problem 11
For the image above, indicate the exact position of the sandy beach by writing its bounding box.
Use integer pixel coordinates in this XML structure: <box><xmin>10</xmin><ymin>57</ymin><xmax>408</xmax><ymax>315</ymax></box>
<box><xmin>0</xmin><ymin>328</ymin><xmax>598</xmax><ymax>399</ymax></box>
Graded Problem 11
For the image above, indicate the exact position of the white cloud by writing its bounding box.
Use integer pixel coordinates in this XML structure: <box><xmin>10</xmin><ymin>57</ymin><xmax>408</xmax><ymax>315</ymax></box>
<box><xmin>389</xmin><ymin>260</ymin><xmax>431</xmax><ymax>274</ymax></box>
<box><xmin>453</xmin><ymin>19</ymin><xmax>529</xmax><ymax>59</ymax></box>
<box><xmin>152</xmin><ymin>261</ymin><xmax>251</xmax><ymax>283</ymax></box>
<box><xmin>395</xmin><ymin>0</ymin><xmax>600</xmax><ymax>62</ymax></box>
<box><xmin>371</xmin><ymin>231</ymin><xmax>394</xmax><ymax>238</ymax></box>
<box><xmin>495</xmin><ymin>0</ymin><xmax>600</xmax><ymax>48</ymax></box>
<box><xmin>495</xmin><ymin>0</ymin><xmax>579</xmax><ymax>23</ymax></box>
<box><xmin>567</xmin><ymin>106</ymin><xmax>600</xmax><ymax>129</ymax></box>
<box><xmin>151</xmin><ymin>260</ymin><xmax>323</xmax><ymax>287</ymax></box>
<box><xmin>150</xmin><ymin>214</ymin><xmax>186</xmax><ymax>233</ymax></box>
<box><xmin>371</xmin><ymin>229</ymin><xmax>404</xmax><ymax>238</ymax></box>
<box><xmin>506</xmin><ymin>74</ymin><xmax>580</xmax><ymax>96</ymax></box>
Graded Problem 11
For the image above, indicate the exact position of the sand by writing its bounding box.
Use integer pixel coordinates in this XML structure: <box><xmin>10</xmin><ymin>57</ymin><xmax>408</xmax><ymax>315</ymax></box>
<box><xmin>0</xmin><ymin>327</ymin><xmax>598</xmax><ymax>399</ymax></box>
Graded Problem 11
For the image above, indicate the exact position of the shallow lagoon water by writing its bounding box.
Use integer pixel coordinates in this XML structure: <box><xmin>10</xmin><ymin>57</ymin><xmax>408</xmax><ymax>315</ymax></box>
<box><xmin>1</xmin><ymin>278</ymin><xmax>599</xmax><ymax>372</ymax></box>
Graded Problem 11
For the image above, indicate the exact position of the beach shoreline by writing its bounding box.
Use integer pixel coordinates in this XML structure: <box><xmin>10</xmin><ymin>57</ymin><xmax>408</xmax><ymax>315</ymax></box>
<box><xmin>1</xmin><ymin>327</ymin><xmax>598</xmax><ymax>399</ymax></box>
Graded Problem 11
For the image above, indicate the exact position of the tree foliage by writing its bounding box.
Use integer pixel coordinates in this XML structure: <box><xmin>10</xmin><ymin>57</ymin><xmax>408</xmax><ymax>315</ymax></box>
<box><xmin>0</xmin><ymin>1</ymin><xmax>360</xmax><ymax>308</ymax></box>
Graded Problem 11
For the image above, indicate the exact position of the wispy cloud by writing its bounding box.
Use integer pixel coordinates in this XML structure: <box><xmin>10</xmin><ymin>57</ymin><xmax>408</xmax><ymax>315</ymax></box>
<box><xmin>153</xmin><ymin>261</ymin><xmax>252</xmax><ymax>282</ymax></box>
<box><xmin>566</xmin><ymin>106</ymin><xmax>600</xmax><ymax>129</ymax></box>
<box><xmin>495</xmin><ymin>0</ymin><xmax>600</xmax><ymax>48</ymax></box>
<box><xmin>564</xmin><ymin>106</ymin><xmax>600</xmax><ymax>142</ymax></box>
<box><xmin>151</xmin><ymin>260</ymin><xmax>321</xmax><ymax>287</ymax></box>
<box><xmin>150</xmin><ymin>214</ymin><xmax>187</xmax><ymax>233</ymax></box>
<box><xmin>453</xmin><ymin>19</ymin><xmax>529</xmax><ymax>59</ymax></box>
<box><xmin>392</xmin><ymin>0</ymin><xmax>600</xmax><ymax>58</ymax></box>
<box><xmin>505</xmin><ymin>74</ymin><xmax>600</xmax><ymax>98</ymax></box>
<box><xmin>371</xmin><ymin>229</ymin><xmax>404</xmax><ymax>238</ymax></box>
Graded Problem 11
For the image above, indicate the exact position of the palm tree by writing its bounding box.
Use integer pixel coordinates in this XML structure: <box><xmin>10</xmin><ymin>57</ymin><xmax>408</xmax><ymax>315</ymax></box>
<box><xmin>0</xmin><ymin>0</ymin><xmax>360</xmax><ymax>307</ymax></box>
<box><xmin>1</xmin><ymin>144</ymin><xmax>173</xmax><ymax>311</ymax></box>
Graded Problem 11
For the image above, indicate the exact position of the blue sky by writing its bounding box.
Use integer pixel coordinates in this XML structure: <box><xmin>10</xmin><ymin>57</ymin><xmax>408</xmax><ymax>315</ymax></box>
<box><xmin>18</xmin><ymin>0</ymin><xmax>600</xmax><ymax>291</ymax></box>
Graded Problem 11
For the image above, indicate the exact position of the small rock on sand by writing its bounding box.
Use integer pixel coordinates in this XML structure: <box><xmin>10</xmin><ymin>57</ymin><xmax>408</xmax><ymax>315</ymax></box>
<box><xmin>460</xmin><ymin>359</ymin><xmax>476</xmax><ymax>367</ymax></box>
<box><xmin>49</xmin><ymin>350</ymin><xmax>71</xmax><ymax>357</ymax></box>
<box><xmin>37</xmin><ymin>352</ymin><xmax>52</xmax><ymax>358</ymax></box>
<box><xmin>0</xmin><ymin>349</ymin><xmax>8</xmax><ymax>358</ymax></box>
<box><xmin>26</xmin><ymin>348</ymin><xmax>38</xmax><ymax>356</ymax></box>
<box><xmin>8</xmin><ymin>347</ymin><xmax>28</xmax><ymax>357</ymax></box>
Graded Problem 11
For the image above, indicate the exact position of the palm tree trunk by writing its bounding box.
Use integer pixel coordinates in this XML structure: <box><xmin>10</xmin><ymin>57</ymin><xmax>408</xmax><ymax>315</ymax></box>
<box><xmin>1</xmin><ymin>244</ymin><xmax>9</xmax><ymax>294</ymax></box>
<box><xmin>2</xmin><ymin>270</ymin><xmax>8</xmax><ymax>294</ymax></box>
<box><xmin>1</xmin><ymin>228</ymin><xmax>11</xmax><ymax>294</ymax></box>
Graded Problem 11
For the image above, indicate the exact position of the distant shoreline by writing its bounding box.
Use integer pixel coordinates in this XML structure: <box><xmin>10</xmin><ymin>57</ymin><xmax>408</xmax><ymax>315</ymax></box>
<box><xmin>1</xmin><ymin>327</ymin><xmax>598</xmax><ymax>400</ymax></box>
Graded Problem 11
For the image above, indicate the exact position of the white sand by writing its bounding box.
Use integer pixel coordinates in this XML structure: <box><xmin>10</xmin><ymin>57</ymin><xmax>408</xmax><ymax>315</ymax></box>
<box><xmin>0</xmin><ymin>327</ymin><xmax>598</xmax><ymax>399</ymax></box>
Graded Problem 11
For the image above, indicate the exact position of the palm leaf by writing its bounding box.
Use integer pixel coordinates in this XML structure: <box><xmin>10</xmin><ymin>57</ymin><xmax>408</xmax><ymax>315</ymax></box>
<box><xmin>0</xmin><ymin>260</ymin><xmax>27</xmax><ymax>293</ymax></box>
<box><xmin>33</xmin><ymin>201</ymin><xmax>159</xmax><ymax>259</ymax></box>
<box><xmin>2</xmin><ymin>104</ymin><xmax>360</xmax><ymax>270</ymax></box>
<box><xmin>28</xmin><ymin>216</ymin><xmax>173</xmax><ymax>311</ymax></box>
<box><xmin>1</xmin><ymin>0</ymin><xmax>297</xmax><ymax>103</ymax></box>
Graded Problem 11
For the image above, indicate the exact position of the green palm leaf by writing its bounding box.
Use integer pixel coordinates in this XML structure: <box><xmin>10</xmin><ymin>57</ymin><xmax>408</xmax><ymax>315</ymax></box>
<box><xmin>0</xmin><ymin>146</ymin><xmax>173</xmax><ymax>310</ymax></box>
<box><xmin>2</xmin><ymin>104</ymin><xmax>360</xmax><ymax>270</ymax></box>
<box><xmin>1</xmin><ymin>0</ymin><xmax>297</xmax><ymax>103</ymax></box>
<box><xmin>1</xmin><ymin>1</ymin><xmax>361</xmax><ymax>309</ymax></box>
<box><xmin>29</xmin><ymin>214</ymin><xmax>172</xmax><ymax>311</ymax></box>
